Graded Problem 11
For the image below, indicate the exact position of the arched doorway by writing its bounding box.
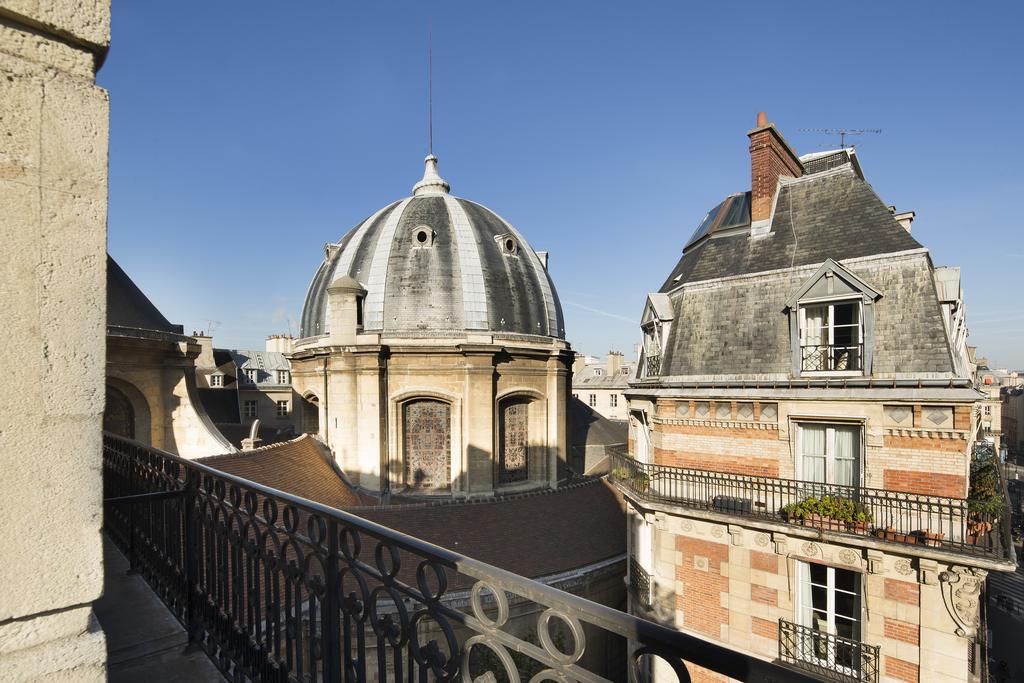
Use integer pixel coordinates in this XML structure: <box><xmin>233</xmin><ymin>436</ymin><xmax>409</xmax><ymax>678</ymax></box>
<box><xmin>498</xmin><ymin>398</ymin><xmax>530</xmax><ymax>484</ymax></box>
<box><xmin>402</xmin><ymin>399</ymin><xmax>451</xmax><ymax>491</ymax></box>
<box><xmin>104</xmin><ymin>385</ymin><xmax>135</xmax><ymax>439</ymax></box>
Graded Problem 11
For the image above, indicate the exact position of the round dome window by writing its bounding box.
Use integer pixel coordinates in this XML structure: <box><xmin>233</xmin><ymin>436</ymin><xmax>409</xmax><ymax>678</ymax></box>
<box><xmin>412</xmin><ymin>225</ymin><xmax>434</xmax><ymax>247</ymax></box>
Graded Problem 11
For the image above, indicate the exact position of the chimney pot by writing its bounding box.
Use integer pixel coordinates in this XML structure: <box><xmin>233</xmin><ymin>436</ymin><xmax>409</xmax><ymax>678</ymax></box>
<box><xmin>757</xmin><ymin>111</ymin><xmax>768</xmax><ymax>128</ymax></box>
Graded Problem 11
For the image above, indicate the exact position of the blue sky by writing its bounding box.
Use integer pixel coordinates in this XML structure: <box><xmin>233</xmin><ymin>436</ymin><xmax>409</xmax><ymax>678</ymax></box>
<box><xmin>101</xmin><ymin>1</ymin><xmax>1023</xmax><ymax>368</ymax></box>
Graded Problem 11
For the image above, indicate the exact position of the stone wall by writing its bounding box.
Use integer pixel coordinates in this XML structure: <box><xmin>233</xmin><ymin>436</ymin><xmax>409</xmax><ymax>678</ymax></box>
<box><xmin>0</xmin><ymin>2</ymin><xmax>110</xmax><ymax>680</ymax></box>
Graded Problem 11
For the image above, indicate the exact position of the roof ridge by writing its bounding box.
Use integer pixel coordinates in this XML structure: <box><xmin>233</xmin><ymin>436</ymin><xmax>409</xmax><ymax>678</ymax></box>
<box><xmin>198</xmin><ymin>433</ymin><xmax>310</xmax><ymax>462</ymax></box>
<box><xmin>342</xmin><ymin>476</ymin><xmax>606</xmax><ymax>511</ymax></box>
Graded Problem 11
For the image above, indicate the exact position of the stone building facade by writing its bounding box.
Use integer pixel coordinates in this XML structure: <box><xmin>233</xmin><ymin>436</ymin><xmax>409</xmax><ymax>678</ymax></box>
<box><xmin>573</xmin><ymin>351</ymin><xmax>636</xmax><ymax>422</ymax></box>
<box><xmin>106</xmin><ymin>256</ymin><xmax>235</xmax><ymax>458</ymax></box>
<box><xmin>0</xmin><ymin>2</ymin><xmax>110</xmax><ymax>679</ymax></box>
<box><xmin>621</xmin><ymin>114</ymin><xmax>1015</xmax><ymax>683</ymax></box>
<box><xmin>289</xmin><ymin>155</ymin><xmax>573</xmax><ymax>497</ymax></box>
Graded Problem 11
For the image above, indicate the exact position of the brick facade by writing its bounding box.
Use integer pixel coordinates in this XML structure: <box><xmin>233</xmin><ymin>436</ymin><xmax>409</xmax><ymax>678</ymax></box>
<box><xmin>884</xmin><ymin>617</ymin><xmax>919</xmax><ymax>646</ymax></box>
<box><xmin>882</xmin><ymin>469</ymin><xmax>966</xmax><ymax>498</ymax></box>
<box><xmin>676</xmin><ymin>536</ymin><xmax>729</xmax><ymax>639</ymax></box>
<box><xmin>883</xmin><ymin>578</ymin><xmax>920</xmax><ymax>606</ymax></box>
<box><xmin>885</xmin><ymin>655</ymin><xmax>920</xmax><ymax>683</ymax></box>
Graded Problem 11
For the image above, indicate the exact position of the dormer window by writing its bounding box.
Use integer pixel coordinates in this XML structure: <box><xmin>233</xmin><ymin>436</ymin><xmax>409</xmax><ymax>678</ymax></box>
<box><xmin>594</xmin><ymin>368</ymin><xmax>604</xmax><ymax>376</ymax></box>
<box><xmin>211</xmin><ymin>374</ymin><xmax>223</xmax><ymax>387</ymax></box>
<box><xmin>277</xmin><ymin>370</ymin><xmax>289</xmax><ymax>384</ymax></box>
<box><xmin>639</xmin><ymin>293</ymin><xmax>674</xmax><ymax>379</ymax></box>
<box><xmin>785</xmin><ymin>259</ymin><xmax>881</xmax><ymax>377</ymax></box>
<box><xmin>799</xmin><ymin>300</ymin><xmax>862</xmax><ymax>372</ymax></box>
<box><xmin>245</xmin><ymin>369</ymin><xmax>258</xmax><ymax>384</ymax></box>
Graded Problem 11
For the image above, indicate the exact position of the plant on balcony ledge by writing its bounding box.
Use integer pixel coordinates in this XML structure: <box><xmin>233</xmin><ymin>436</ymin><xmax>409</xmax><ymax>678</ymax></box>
<box><xmin>610</xmin><ymin>467</ymin><xmax>650</xmax><ymax>493</ymax></box>
<box><xmin>782</xmin><ymin>496</ymin><xmax>873</xmax><ymax>534</ymax></box>
<box><xmin>966</xmin><ymin>453</ymin><xmax>1006</xmax><ymax>544</ymax></box>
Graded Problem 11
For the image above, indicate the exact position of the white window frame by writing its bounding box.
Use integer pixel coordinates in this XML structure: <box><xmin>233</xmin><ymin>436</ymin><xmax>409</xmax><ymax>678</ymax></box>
<box><xmin>630</xmin><ymin>410</ymin><xmax>651</xmax><ymax>465</ymax></box>
<box><xmin>610</xmin><ymin>394</ymin><xmax>618</xmax><ymax>408</ymax></box>
<box><xmin>276</xmin><ymin>400</ymin><xmax>289</xmax><ymax>417</ymax></box>
<box><xmin>243</xmin><ymin>400</ymin><xmax>258</xmax><ymax>418</ymax></box>
<box><xmin>795</xmin><ymin>560</ymin><xmax>862</xmax><ymax>677</ymax></box>
<box><xmin>594</xmin><ymin>368</ymin><xmax>604</xmax><ymax>376</ymax></box>
<box><xmin>210</xmin><ymin>374</ymin><xmax>223</xmax><ymax>387</ymax></box>
<box><xmin>798</xmin><ymin>297</ymin><xmax>863</xmax><ymax>375</ymax></box>
<box><xmin>277</xmin><ymin>370</ymin><xmax>289</xmax><ymax>384</ymax></box>
<box><xmin>245</xmin><ymin>368</ymin><xmax>258</xmax><ymax>384</ymax></box>
<box><xmin>589</xmin><ymin>394</ymin><xmax>597</xmax><ymax>407</ymax></box>
<box><xmin>795</xmin><ymin>421</ymin><xmax>862</xmax><ymax>488</ymax></box>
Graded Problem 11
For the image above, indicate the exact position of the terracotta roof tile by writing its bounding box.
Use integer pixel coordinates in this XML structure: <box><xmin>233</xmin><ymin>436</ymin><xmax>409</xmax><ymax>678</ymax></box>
<box><xmin>198</xmin><ymin>435</ymin><xmax>366</xmax><ymax>509</ymax></box>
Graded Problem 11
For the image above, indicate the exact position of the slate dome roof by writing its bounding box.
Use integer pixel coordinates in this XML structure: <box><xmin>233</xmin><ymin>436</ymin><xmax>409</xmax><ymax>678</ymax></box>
<box><xmin>300</xmin><ymin>155</ymin><xmax>564</xmax><ymax>340</ymax></box>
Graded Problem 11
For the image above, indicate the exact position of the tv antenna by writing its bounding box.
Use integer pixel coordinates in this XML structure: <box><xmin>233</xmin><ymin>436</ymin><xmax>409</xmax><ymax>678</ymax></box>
<box><xmin>799</xmin><ymin>127</ymin><xmax>881</xmax><ymax>149</ymax></box>
<box><xmin>203</xmin><ymin>319</ymin><xmax>221</xmax><ymax>336</ymax></box>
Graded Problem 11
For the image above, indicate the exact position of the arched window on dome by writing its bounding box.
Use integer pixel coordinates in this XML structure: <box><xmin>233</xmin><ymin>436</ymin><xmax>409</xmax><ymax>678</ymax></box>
<box><xmin>402</xmin><ymin>399</ymin><xmax>451</xmax><ymax>491</ymax></box>
<box><xmin>498</xmin><ymin>397</ymin><xmax>531</xmax><ymax>484</ymax></box>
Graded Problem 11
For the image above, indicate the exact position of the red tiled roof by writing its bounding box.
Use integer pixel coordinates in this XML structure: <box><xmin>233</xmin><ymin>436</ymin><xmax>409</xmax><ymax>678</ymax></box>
<box><xmin>197</xmin><ymin>435</ymin><xmax>368</xmax><ymax>509</ymax></box>
<box><xmin>353</xmin><ymin>479</ymin><xmax>626</xmax><ymax>583</ymax></box>
<box><xmin>199</xmin><ymin>437</ymin><xmax>625</xmax><ymax>583</ymax></box>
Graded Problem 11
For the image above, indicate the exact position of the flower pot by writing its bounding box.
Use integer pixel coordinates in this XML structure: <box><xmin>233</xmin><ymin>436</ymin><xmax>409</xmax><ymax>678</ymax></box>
<box><xmin>846</xmin><ymin>521</ymin><xmax>869</xmax><ymax>535</ymax></box>
<box><xmin>802</xmin><ymin>514</ymin><xmax>844</xmax><ymax>532</ymax></box>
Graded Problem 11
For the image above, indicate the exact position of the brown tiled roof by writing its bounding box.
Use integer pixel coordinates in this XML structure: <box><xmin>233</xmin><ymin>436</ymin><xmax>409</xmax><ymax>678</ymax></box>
<box><xmin>197</xmin><ymin>435</ymin><xmax>367</xmax><ymax>509</ymax></box>
<box><xmin>199</xmin><ymin>436</ymin><xmax>625</xmax><ymax>584</ymax></box>
<box><xmin>352</xmin><ymin>479</ymin><xmax>626</xmax><ymax>584</ymax></box>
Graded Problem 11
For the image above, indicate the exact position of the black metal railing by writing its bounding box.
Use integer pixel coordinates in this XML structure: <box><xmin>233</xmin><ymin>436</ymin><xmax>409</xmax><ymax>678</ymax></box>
<box><xmin>628</xmin><ymin>557</ymin><xmax>652</xmax><ymax>610</ymax></box>
<box><xmin>800</xmin><ymin>344</ymin><xmax>863</xmax><ymax>372</ymax></box>
<box><xmin>102</xmin><ymin>433</ymin><xmax>818</xmax><ymax>683</ymax></box>
<box><xmin>644</xmin><ymin>353</ymin><xmax>661</xmax><ymax>378</ymax></box>
<box><xmin>778</xmin><ymin>619</ymin><xmax>879</xmax><ymax>683</ymax></box>
<box><xmin>609</xmin><ymin>453</ymin><xmax>1009</xmax><ymax>558</ymax></box>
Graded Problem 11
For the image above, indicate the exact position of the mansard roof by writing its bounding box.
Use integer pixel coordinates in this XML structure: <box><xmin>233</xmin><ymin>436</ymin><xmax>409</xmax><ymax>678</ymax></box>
<box><xmin>658</xmin><ymin>166</ymin><xmax>923</xmax><ymax>291</ymax></box>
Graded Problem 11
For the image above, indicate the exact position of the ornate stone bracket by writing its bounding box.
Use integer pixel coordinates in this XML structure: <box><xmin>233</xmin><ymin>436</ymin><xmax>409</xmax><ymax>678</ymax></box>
<box><xmin>938</xmin><ymin>566</ymin><xmax>987</xmax><ymax>638</ymax></box>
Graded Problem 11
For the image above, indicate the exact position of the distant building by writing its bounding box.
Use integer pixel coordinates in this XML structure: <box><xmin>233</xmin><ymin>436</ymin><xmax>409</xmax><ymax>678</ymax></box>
<box><xmin>194</xmin><ymin>335</ymin><xmax>302</xmax><ymax>446</ymax></box>
<box><xmin>573</xmin><ymin>351</ymin><xmax>635</xmax><ymax>422</ymax></box>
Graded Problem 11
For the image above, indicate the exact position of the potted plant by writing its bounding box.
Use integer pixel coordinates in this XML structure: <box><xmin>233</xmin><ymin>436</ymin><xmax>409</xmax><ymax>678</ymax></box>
<box><xmin>782</xmin><ymin>495</ymin><xmax>872</xmax><ymax>533</ymax></box>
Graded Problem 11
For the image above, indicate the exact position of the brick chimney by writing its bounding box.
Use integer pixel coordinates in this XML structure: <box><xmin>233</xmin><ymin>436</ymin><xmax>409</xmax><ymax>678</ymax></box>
<box><xmin>748</xmin><ymin>112</ymin><xmax>803</xmax><ymax>223</ymax></box>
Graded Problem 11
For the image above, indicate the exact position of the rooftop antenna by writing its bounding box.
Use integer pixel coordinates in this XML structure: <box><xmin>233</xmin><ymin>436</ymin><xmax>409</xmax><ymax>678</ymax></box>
<box><xmin>427</xmin><ymin>18</ymin><xmax>433</xmax><ymax>155</ymax></box>
<box><xmin>799</xmin><ymin>127</ymin><xmax>882</xmax><ymax>149</ymax></box>
<box><xmin>203</xmin><ymin>319</ymin><xmax>221</xmax><ymax>336</ymax></box>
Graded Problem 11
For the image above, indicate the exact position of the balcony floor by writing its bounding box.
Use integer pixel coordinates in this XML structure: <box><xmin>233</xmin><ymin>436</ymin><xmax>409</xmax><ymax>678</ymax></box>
<box><xmin>94</xmin><ymin>535</ymin><xmax>224</xmax><ymax>682</ymax></box>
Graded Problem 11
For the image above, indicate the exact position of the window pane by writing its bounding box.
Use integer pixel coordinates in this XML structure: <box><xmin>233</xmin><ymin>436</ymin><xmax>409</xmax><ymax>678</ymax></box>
<box><xmin>833</xmin><ymin>426</ymin><xmax>859</xmax><ymax>487</ymax></box>
<box><xmin>835</xmin><ymin>591</ymin><xmax>857</xmax><ymax>621</ymax></box>
<box><xmin>809</xmin><ymin>562</ymin><xmax>828</xmax><ymax>585</ymax></box>
<box><xmin>833</xmin><ymin>302</ymin><xmax>859</xmax><ymax>326</ymax></box>
<box><xmin>803</xmin><ymin>305</ymin><xmax>827</xmax><ymax>346</ymax></box>
<box><xmin>835</xmin><ymin>566</ymin><xmax>858</xmax><ymax>594</ymax></box>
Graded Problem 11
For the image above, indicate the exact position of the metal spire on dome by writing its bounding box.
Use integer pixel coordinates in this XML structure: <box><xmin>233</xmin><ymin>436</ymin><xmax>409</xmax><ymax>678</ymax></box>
<box><xmin>412</xmin><ymin>23</ymin><xmax>450</xmax><ymax>196</ymax></box>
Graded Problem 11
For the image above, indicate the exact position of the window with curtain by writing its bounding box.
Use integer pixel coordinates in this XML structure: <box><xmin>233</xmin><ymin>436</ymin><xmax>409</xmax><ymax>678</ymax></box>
<box><xmin>797</xmin><ymin>561</ymin><xmax>862</xmax><ymax>673</ymax></box>
<box><xmin>799</xmin><ymin>300</ymin><xmax>863</xmax><ymax>372</ymax></box>
<box><xmin>799</xmin><ymin>423</ymin><xmax>860</xmax><ymax>487</ymax></box>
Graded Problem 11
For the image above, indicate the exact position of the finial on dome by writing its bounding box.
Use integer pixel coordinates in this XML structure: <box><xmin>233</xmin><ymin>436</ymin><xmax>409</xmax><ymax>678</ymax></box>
<box><xmin>412</xmin><ymin>154</ymin><xmax>450</xmax><ymax>196</ymax></box>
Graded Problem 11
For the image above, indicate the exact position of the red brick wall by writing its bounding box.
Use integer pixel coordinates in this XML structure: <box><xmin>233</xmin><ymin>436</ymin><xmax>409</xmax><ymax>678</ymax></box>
<box><xmin>885</xmin><ymin>655</ymin><xmax>920</xmax><ymax>683</ymax></box>
<box><xmin>883</xmin><ymin>433</ymin><xmax>967</xmax><ymax>454</ymax></box>
<box><xmin>655</xmin><ymin>448</ymin><xmax>779</xmax><ymax>477</ymax></box>
<box><xmin>884</xmin><ymin>617</ymin><xmax>919</xmax><ymax>646</ymax></box>
<box><xmin>750</xmin><ymin>584</ymin><xmax>777</xmax><ymax>606</ymax></box>
<box><xmin>883</xmin><ymin>469</ymin><xmax>966</xmax><ymax>498</ymax></box>
<box><xmin>751</xmin><ymin>616</ymin><xmax>778</xmax><ymax>641</ymax></box>
<box><xmin>659</xmin><ymin>423</ymin><xmax>779</xmax><ymax>440</ymax></box>
<box><xmin>954</xmin><ymin>405</ymin><xmax>971</xmax><ymax>430</ymax></box>
<box><xmin>884</xmin><ymin>578</ymin><xmax>920</xmax><ymax>606</ymax></box>
<box><xmin>676</xmin><ymin>537</ymin><xmax>729</xmax><ymax>639</ymax></box>
<box><xmin>750</xmin><ymin>551</ymin><xmax>778</xmax><ymax>574</ymax></box>
<box><xmin>680</xmin><ymin>662</ymin><xmax>729</xmax><ymax>683</ymax></box>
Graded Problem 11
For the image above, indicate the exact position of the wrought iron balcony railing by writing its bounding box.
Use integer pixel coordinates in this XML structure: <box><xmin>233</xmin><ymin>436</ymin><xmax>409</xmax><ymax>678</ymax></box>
<box><xmin>609</xmin><ymin>453</ymin><xmax>1010</xmax><ymax>559</ymax></box>
<box><xmin>778</xmin><ymin>619</ymin><xmax>879</xmax><ymax>683</ymax></box>
<box><xmin>628</xmin><ymin>557</ymin><xmax>652</xmax><ymax>610</ymax></box>
<box><xmin>102</xmin><ymin>433</ymin><xmax>819</xmax><ymax>683</ymax></box>
<box><xmin>800</xmin><ymin>343</ymin><xmax>863</xmax><ymax>372</ymax></box>
<box><xmin>644</xmin><ymin>353</ymin><xmax>661</xmax><ymax>378</ymax></box>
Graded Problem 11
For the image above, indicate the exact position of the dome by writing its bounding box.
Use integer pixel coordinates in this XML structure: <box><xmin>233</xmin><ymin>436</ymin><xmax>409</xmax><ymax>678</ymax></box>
<box><xmin>300</xmin><ymin>156</ymin><xmax>565</xmax><ymax>340</ymax></box>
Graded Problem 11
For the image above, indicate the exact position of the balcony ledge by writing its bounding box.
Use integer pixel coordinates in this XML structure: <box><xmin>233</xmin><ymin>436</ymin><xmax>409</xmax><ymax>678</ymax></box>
<box><xmin>617</xmin><ymin>487</ymin><xmax>1017</xmax><ymax>573</ymax></box>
